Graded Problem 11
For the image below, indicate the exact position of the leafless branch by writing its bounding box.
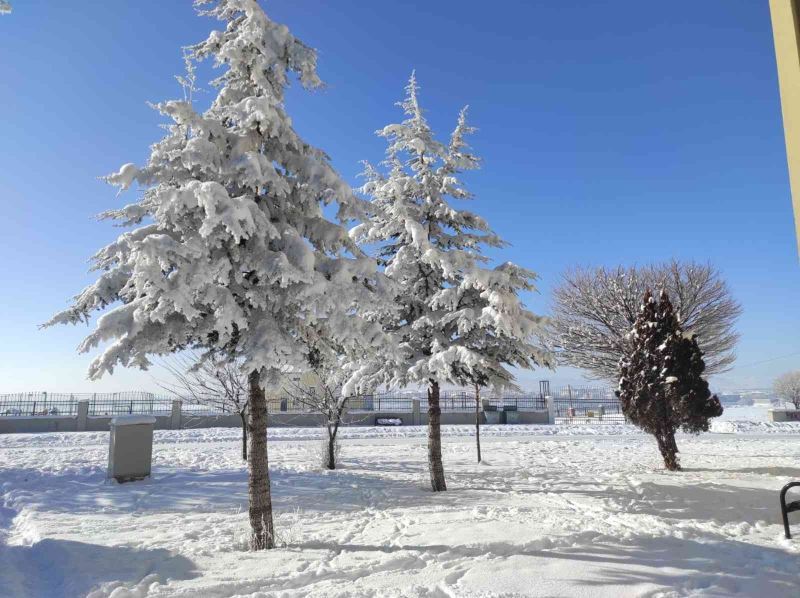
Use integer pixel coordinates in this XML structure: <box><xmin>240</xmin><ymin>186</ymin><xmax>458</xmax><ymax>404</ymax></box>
<box><xmin>157</xmin><ymin>351</ymin><xmax>249</xmax><ymax>415</ymax></box>
<box><xmin>545</xmin><ymin>261</ymin><xmax>741</xmax><ymax>382</ymax></box>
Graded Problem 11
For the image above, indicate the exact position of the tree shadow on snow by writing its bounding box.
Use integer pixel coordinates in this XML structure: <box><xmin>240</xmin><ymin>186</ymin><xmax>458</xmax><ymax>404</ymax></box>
<box><xmin>295</xmin><ymin>534</ymin><xmax>799</xmax><ymax>597</ymax></box>
<box><xmin>1</xmin><ymin>463</ymin><xmax>439</xmax><ymax>518</ymax></box>
<box><xmin>685</xmin><ymin>466</ymin><xmax>800</xmax><ymax>479</ymax></box>
<box><xmin>623</xmin><ymin>481</ymin><xmax>783</xmax><ymax>525</ymax></box>
<box><xmin>561</xmin><ymin>534</ymin><xmax>799</xmax><ymax>596</ymax></box>
<box><xmin>0</xmin><ymin>539</ymin><xmax>197</xmax><ymax>598</ymax></box>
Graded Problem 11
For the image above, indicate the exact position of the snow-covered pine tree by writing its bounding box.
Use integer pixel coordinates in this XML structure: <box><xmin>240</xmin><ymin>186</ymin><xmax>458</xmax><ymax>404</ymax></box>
<box><xmin>44</xmin><ymin>0</ymin><xmax>387</xmax><ymax>550</ymax></box>
<box><xmin>353</xmin><ymin>74</ymin><xmax>548</xmax><ymax>486</ymax></box>
<box><xmin>616</xmin><ymin>290</ymin><xmax>722</xmax><ymax>471</ymax></box>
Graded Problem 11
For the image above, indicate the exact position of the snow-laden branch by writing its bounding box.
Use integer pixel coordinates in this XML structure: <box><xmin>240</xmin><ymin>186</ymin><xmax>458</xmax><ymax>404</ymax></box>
<box><xmin>353</xmin><ymin>72</ymin><xmax>551</xmax><ymax>394</ymax></box>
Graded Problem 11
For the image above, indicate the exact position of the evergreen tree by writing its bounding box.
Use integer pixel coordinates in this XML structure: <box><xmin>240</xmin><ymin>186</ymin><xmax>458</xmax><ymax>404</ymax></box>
<box><xmin>353</xmin><ymin>74</ymin><xmax>547</xmax><ymax>487</ymax></box>
<box><xmin>44</xmin><ymin>0</ymin><xmax>386</xmax><ymax>549</ymax></box>
<box><xmin>616</xmin><ymin>290</ymin><xmax>722</xmax><ymax>470</ymax></box>
<box><xmin>663</xmin><ymin>320</ymin><xmax>723</xmax><ymax>434</ymax></box>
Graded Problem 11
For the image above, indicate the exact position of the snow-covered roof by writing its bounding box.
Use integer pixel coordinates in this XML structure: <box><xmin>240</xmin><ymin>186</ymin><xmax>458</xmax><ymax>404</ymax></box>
<box><xmin>110</xmin><ymin>415</ymin><xmax>157</xmax><ymax>426</ymax></box>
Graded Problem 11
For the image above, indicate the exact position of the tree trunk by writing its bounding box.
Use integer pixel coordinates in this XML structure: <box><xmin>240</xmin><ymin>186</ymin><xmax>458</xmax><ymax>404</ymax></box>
<box><xmin>325</xmin><ymin>402</ymin><xmax>346</xmax><ymax>470</ymax></box>
<box><xmin>240</xmin><ymin>409</ymin><xmax>248</xmax><ymax>462</ymax></box>
<box><xmin>474</xmin><ymin>383</ymin><xmax>482</xmax><ymax>463</ymax></box>
<box><xmin>655</xmin><ymin>430</ymin><xmax>681</xmax><ymax>471</ymax></box>
<box><xmin>325</xmin><ymin>421</ymin><xmax>337</xmax><ymax>470</ymax></box>
<box><xmin>247</xmin><ymin>370</ymin><xmax>275</xmax><ymax>549</ymax></box>
<box><xmin>427</xmin><ymin>380</ymin><xmax>447</xmax><ymax>491</ymax></box>
<box><xmin>326</xmin><ymin>434</ymin><xmax>336</xmax><ymax>470</ymax></box>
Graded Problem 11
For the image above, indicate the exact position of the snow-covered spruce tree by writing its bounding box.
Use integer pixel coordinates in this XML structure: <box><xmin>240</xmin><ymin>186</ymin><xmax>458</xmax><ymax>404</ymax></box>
<box><xmin>44</xmin><ymin>0</ymin><xmax>386</xmax><ymax>550</ymax></box>
<box><xmin>353</xmin><ymin>74</ymin><xmax>548</xmax><ymax>487</ymax></box>
<box><xmin>616</xmin><ymin>290</ymin><xmax>722</xmax><ymax>471</ymax></box>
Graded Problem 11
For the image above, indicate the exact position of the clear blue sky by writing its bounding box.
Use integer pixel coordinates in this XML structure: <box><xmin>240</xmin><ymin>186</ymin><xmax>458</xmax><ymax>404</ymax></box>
<box><xmin>1</xmin><ymin>0</ymin><xmax>797</xmax><ymax>393</ymax></box>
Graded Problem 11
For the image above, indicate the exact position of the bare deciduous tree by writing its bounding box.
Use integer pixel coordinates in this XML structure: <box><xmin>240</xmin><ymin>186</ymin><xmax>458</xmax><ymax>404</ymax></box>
<box><xmin>547</xmin><ymin>261</ymin><xmax>741</xmax><ymax>382</ymax></box>
<box><xmin>159</xmin><ymin>352</ymin><xmax>250</xmax><ymax>460</ymax></box>
<box><xmin>283</xmin><ymin>346</ymin><xmax>352</xmax><ymax>470</ymax></box>
<box><xmin>774</xmin><ymin>371</ymin><xmax>800</xmax><ymax>409</ymax></box>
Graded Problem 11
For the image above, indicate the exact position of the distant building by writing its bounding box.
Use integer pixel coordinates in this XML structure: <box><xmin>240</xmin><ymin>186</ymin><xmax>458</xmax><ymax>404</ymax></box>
<box><xmin>718</xmin><ymin>393</ymin><xmax>747</xmax><ymax>406</ymax></box>
<box><xmin>741</xmin><ymin>391</ymin><xmax>775</xmax><ymax>406</ymax></box>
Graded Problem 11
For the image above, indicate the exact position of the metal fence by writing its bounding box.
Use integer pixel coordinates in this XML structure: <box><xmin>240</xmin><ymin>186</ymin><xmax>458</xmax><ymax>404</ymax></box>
<box><xmin>1</xmin><ymin>387</ymin><xmax>625</xmax><ymax>423</ymax></box>
<box><xmin>347</xmin><ymin>395</ymin><xmax>415</xmax><ymax>412</ymax></box>
<box><xmin>89</xmin><ymin>398</ymin><xmax>173</xmax><ymax>417</ymax></box>
<box><xmin>0</xmin><ymin>395</ymin><xmax>81</xmax><ymax>417</ymax></box>
<box><xmin>1</xmin><ymin>389</ymin><xmax>557</xmax><ymax>417</ymax></box>
<box><xmin>264</xmin><ymin>393</ymin><xmax>550</xmax><ymax>414</ymax></box>
<box><xmin>0</xmin><ymin>392</ymin><xmax>176</xmax><ymax>417</ymax></box>
<box><xmin>550</xmin><ymin>386</ymin><xmax>626</xmax><ymax>424</ymax></box>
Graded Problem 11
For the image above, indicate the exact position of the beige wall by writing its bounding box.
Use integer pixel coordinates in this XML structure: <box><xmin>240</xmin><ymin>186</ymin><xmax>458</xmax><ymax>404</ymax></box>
<box><xmin>769</xmin><ymin>408</ymin><xmax>800</xmax><ymax>421</ymax></box>
<box><xmin>770</xmin><ymin>0</ymin><xmax>800</xmax><ymax>255</ymax></box>
<box><xmin>0</xmin><ymin>409</ymin><xmax>549</xmax><ymax>434</ymax></box>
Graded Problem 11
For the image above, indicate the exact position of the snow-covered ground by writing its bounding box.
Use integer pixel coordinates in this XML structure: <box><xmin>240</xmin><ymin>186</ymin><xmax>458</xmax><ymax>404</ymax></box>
<box><xmin>2</xmin><ymin>421</ymin><xmax>800</xmax><ymax>597</ymax></box>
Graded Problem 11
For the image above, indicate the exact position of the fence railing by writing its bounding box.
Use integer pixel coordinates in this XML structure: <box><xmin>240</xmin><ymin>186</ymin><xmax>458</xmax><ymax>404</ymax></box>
<box><xmin>1</xmin><ymin>389</ymin><xmax>560</xmax><ymax>417</ymax></box>
<box><xmin>551</xmin><ymin>396</ymin><xmax>626</xmax><ymax>424</ymax></box>
<box><xmin>0</xmin><ymin>392</ymin><xmax>175</xmax><ymax>418</ymax></box>
<box><xmin>89</xmin><ymin>399</ymin><xmax>173</xmax><ymax>417</ymax></box>
<box><xmin>1</xmin><ymin>387</ymin><xmax>623</xmax><ymax>422</ymax></box>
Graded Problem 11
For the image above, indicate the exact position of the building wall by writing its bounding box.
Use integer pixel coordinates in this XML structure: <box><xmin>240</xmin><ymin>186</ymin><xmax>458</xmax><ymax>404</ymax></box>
<box><xmin>769</xmin><ymin>409</ymin><xmax>800</xmax><ymax>422</ymax></box>
<box><xmin>770</xmin><ymin>0</ymin><xmax>800</xmax><ymax>255</ymax></box>
<box><xmin>0</xmin><ymin>408</ymin><xmax>549</xmax><ymax>434</ymax></box>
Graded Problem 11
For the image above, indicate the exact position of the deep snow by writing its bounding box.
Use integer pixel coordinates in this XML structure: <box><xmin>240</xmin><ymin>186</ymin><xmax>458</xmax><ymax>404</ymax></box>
<box><xmin>2</xmin><ymin>420</ymin><xmax>800</xmax><ymax>597</ymax></box>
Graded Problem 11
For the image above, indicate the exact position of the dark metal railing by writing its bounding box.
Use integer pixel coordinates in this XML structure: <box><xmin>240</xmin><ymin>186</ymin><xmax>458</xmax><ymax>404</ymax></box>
<box><xmin>1</xmin><ymin>387</ymin><xmax>622</xmax><ymax>421</ymax></box>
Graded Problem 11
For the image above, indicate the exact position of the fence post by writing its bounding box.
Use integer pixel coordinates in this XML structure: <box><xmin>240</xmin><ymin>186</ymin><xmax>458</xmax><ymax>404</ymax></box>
<box><xmin>546</xmin><ymin>396</ymin><xmax>555</xmax><ymax>425</ymax></box>
<box><xmin>76</xmin><ymin>399</ymin><xmax>89</xmax><ymax>432</ymax></box>
<box><xmin>171</xmin><ymin>399</ymin><xmax>182</xmax><ymax>430</ymax></box>
<box><xmin>412</xmin><ymin>399</ymin><xmax>420</xmax><ymax>426</ymax></box>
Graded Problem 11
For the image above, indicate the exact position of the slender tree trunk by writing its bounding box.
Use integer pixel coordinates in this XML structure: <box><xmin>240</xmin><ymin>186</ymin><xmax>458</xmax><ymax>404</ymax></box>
<box><xmin>325</xmin><ymin>419</ymin><xmax>338</xmax><ymax>470</ymax></box>
<box><xmin>427</xmin><ymin>380</ymin><xmax>447</xmax><ymax>491</ymax></box>
<box><xmin>326</xmin><ymin>432</ymin><xmax>336</xmax><ymax>470</ymax></box>
<box><xmin>239</xmin><ymin>409</ymin><xmax>248</xmax><ymax>462</ymax></box>
<box><xmin>655</xmin><ymin>429</ymin><xmax>681</xmax><ymax>471</ymax></box>
<box><xmin>247</xmin><ymin>370</ymin><xmax>275</xmax><ymax>549</ymax></box>
<box><xmin>474</xmin><ymin>383</ymin><xmax>482</xmax><ymax>463</ymax></box>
